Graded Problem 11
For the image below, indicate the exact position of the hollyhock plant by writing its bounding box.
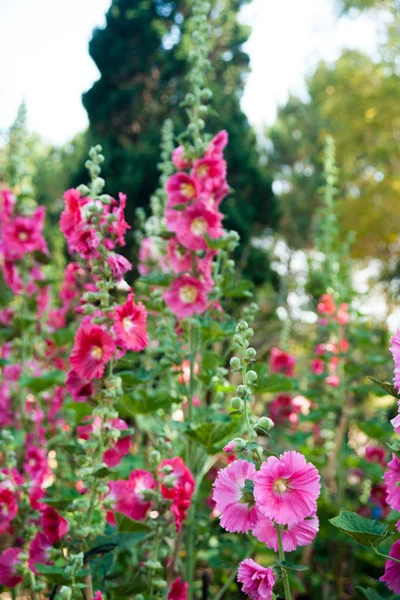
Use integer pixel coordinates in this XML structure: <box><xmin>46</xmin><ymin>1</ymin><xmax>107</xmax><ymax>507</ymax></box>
<box><xmin>41</xmin><ymin>506</ymin><xmax>70</xmax><ymax>544</ymax></box>
<box><xmin>112</xmin><ymin>294</ymin><xmax>148</xmax><ymax>352</ymax></box>
<box><xmin>107</xmin><ymin>252</ymin><xmax>133</xmax><ymax>281</ymax></box>
<box><xmin>237</xmin><ymin>558</ymin><xmax>276</xmax><ymax>600</ymax></box>
<box><xmin>163</xmin><ymin>274</ymin><xmax>207</xmax><ymax>319</ymax></box>
<box><xmin>174</xmin><ymin>199</ymin><xmax>223</xmax><ymax>251</ymax></box>
<box><xmin>28</xmin><ymin>533</ymin><xmax>53</xmax><ymax>574</ymax></box>
<box><xmin>269</xmin><ymin>347</ymin><xmax>296</xmax><ymax>377</ymax></box>
<box><xmin>390</xmin><ymin>329</ymin><xmax>400</xmax><ymax>391</ymax></box>
<box><xmin>253</xmin><ymin>451</ymin><xmax>320</xmax><ymax>525</ymax></box>
<box><xmin>252</xmin><ymin>513</ymin><xmax>319</xmax><ymax>552</ymax></box>
<box><xmin>380</xmin><ymin>540</ymin><xmax>400</xmax><ymax>594</ymax></box>
<box><xmin>70</xmin><ymin>319</ymin><xmax>116</xmax><ymax>380</ymax></box>
<box><xmin>384</xmin><ymin>454</ymin><xmax>400</xmax><ymax>511</ymax></box>
<box><xmin>212</xmin><ymin>459</ymin><xmax>261</xmax><ymax>533</ymax></box>
<box><xmin>0</xmin><ymin>487</ymin><xmax>18</xmax><ymax>533</ymax></box>
<box><xmin>2</xmin><ymin>205</ymin><xmax>48</xmax><ymax>260</ymax></box>
<box><xmin>0</xmin><ymin>547</ymin><xmax>23</xmax><ymax>588</ymax></box>
<box><xmin>168</xmin><ymin>576</ymin><xmax>189</xmax><ymax>600</ymax></box>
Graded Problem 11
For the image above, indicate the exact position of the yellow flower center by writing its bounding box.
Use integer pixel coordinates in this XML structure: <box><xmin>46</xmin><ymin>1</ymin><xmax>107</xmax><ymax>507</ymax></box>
<box><xmin>123</xmin><ymin>317</ymin><xmax>134</xmax><ymax>332</ymax></box>
<box><xmin>181</xmin><ymin>183</ymin><xmax>195</xmax><ymax>199</ymax></box>
<box><xmin>190</xmin><ymin>217</ymin><xmax>207</xmax><ymax>236</ymax></box>
<box><xmin>274</xmin><ymin>479</ymin><xmax>288</xmax><ymax>494</ymax></box>
<box><xmin>179</xmin><ymin>285</ymin><xmax>198</xmax><ymax>304</ymax></box>
<box><xmin>19</xmin><ymin>232</ymin><xmax>29</xmax><ymax>241</ymax></box>
<box><xmin>91</xmin><ymin>346</ymin><xmax>103</xmax><ymax>359</ymax></box>
<box><xmin>196</xmin><ymin>164</ymin><xmax>209</xmax><ymax>178</ymax></box>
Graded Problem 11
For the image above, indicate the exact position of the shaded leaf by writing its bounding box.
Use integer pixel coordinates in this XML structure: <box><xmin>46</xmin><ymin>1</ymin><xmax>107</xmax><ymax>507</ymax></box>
<box><xmin>329</xmin><ymin>510</ymin><xmax>394</xmax><ymax>548</ymax></box>
<box><xmin>279</xmin><ymin>560</ymin><xmax>308</xmax><ymax>572</ymax></box>
<box><xmin>115</xmin><ymin>513</ymin><xmax>151</xmax><ymax>533</ymax></box>
<box><xmin>369</xmin><ymin>377</ymin><xmax>398</xmax><ymax>398</ymax></box>
<box><xmin>20</xmin><ymin>370</ymin><xmax>65</xmax><ymax>392</ymax></box>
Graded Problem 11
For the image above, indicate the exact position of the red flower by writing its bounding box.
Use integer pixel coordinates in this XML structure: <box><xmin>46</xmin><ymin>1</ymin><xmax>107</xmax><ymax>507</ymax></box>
<box><xmin>269</xmin><ymin>347</ymin><xmax>296</xmax><ymax>377</ymax></box>
<box><xmin>0</xmin><ymin>487</ymin><xmax>18</xmax><ymax>534</ymax></box>
<box><xmin>66</xmin><ymin>370</ymin><xmax>94</xmax><ymax>402</ymax></box>
<box><xmin>0</xmin><ymin>548</ymin><xmax>23</xmax><ymax>588</ymax></box>
<box><xmin>112</xmin><ymin>294</ymin><xmax>148</xmax><ymax>352</ymax></box>
<box><xmin>41</xmin><ymin>507</ymin><xmax>69</xmax><ymax>544</ymax></box>
<box><xmin>70</xmin><ymin>319</ymin><xmax>116</xmax><ymax>380</ymax></box>
<box><xmin>168</xmin><ymin>577</ymin><xmax>189</xmax><ymax>600</ymax></box>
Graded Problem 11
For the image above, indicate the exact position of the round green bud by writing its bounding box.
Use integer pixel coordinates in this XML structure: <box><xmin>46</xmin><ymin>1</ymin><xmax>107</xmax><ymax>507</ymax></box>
<box><xmin>236</xmin><ymin>385</ymin><xmax>251</xmax><ymax>398</ymax></box>
<box><xmin>236</xmin><ymin>321</ymin><xmax>248</xmax><ymax>333</ymax></box>
<box><xmin>246</xmin><ymin>347</ymin><xmax>257</xmax><ymax>360</ymax></box>
<box><xmin>230</xmin><ymin>356</ymin><xmax>241</xmax><ymax>369</ymax></box>
<box><xmin>77</xmin><ymin>184</ymin><xmax>90</xmax><ymax>196</ymax></box>
<box><xmin>230</xmin><ymin>396</ymin><xmax>244</xmax><ymax>411</ymax></box>
<box><xmin>59</xmin><ymin>587</ymin><xmax>72</xmax><ymax>600</ymax></box>
<box><xmin>246</xmin><ymin>370</ymin><xmax>258</xmax><ymax>383</ymax></box>
<box><xmin>135</xmin><ymin>595</ymin><xmax>145</xmax><ymax>600</ymax></box>
<box><xmin>233</xmin><ymin>334</ymin><xmax>243</xmax><ymax>346</ymax></box>
<box><xmin>201</xmin><ymin>88</ymin><xmax>213</xmax><ymax>101</ymax></box>
<box><xmin>245</xmin><ymin>327</ymin><xmax>254</xmax><ymax>338</ymax></box>
<box><xmin>185</xmin><ymin>93</ymin><xmax>196</xmax><ymax>106</ymax></box>
<box><xmin>94</xmin><ymin>144</ymin><xmax>102</xmax><ymax>153</ymax></box>
<box><xmin>150</xmin><ymin>450</ymin><xmax>161</xmax><ymax>463</ymax></box>
<box><xmin>256</xmin><ymin>417</ymin><xmax>275</xmax><ymax>432</ymax></box>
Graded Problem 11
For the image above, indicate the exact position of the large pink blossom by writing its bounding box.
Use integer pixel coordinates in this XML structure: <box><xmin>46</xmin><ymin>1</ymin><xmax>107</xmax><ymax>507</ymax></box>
<box><xmin>237</xmin><ymin>558</ymin><xmax>276</xmax><ymax>600</ymax></box>
<box><xmin>28</xmin><ymin>533</ymin><xmax>53</xmax><ymax>574</ymax></box>
<box><xmin>166</xmin><ymin>173</ymin><xmax>199</xmax><ymax>207</ymax></box>
<box><xmin>212</xmin><ymin>460</ymin><xmax>261</xmax><ymax>533</ymax></box>
<box><xmin>174</xmin><ymin>200</ymin><xmax>223</xmax><ymax>251</ymax></box>
<box><xmin>70</xmin><ymin>319</ymin><xmax>116</xmax><ymax>380</ymax></box>
<box><xmin>163</xmin><ymin>275</ymin><xmax>207</xmax><ymax>319</ymax></box>
<box><xmin>167</xmin><ymin>238</ymin><xmax>192</xmax><ymax>274</ymax></box>
<box><xmin>107</xmin><ymin>252</ymin><xmax>132</xmax><ymax>281</ymax></box>
<box><xmin>390</xmin><ymin>329</ymin><xmax>400</xmax><ymax>391</ymax></box>
<box><xmin>0</xmin><ymin>547</ymin><xmax>23</xmax><ymax>588</ymax></box>
<box><xmin>380</xmin><ymin>539</ymin><xmax>400</xmax><ymax>594</ymax></box>
<box><xmin>384</xmin><ymin>453</ymin><xmax>400</xmax><ymax>511</ymax></box>
<box><xmin>2</xmin><ymin>206</ymin><xmax>48</xmax><ymax>260</ymax></box>
<box><xmin>112</xmin><ymin>294</ymin><xmax>148</xmax><ymax>352</ymax></box>
<box><xmin>252</xmin><ymin>513</ymin><xmax>319</xmax><ymax>552</ymax></box>
<box><xmin>41</xmin><ymin>507</ymin><xmax>69</xmax><ymax>543</ymax></box>
<box><xmin>254</xmin><ymin>451</ymin><xmax>320</xmax><ymax>525</ymax></box>
<box><xmin>106</xmin><ymin>470</ymin><xmax>156</xmax><ymax>524</ymax></box>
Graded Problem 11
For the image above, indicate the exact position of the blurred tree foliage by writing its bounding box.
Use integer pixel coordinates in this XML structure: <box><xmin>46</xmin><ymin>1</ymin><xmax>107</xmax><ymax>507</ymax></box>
<box><xmin>80</xmin><ymin>0</ymin><xmax>278</xmax><ymax>282</ymax></box>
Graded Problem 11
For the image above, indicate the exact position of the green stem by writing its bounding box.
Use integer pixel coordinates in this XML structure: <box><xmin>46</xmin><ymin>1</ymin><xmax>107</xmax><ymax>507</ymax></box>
<box><xmin>186</xmin><ymin>322</ymin><xmax>196</xmax><ymax>599</ymax></box>
<box><xmin>374</xmin><ymin>547</ymin><xmax>400</xmax><ymax>565</ymax></box>
<box><xmin>276</xmin><ymin>524</ymin><xmax>292</xmax><ymax>600</ymax></box>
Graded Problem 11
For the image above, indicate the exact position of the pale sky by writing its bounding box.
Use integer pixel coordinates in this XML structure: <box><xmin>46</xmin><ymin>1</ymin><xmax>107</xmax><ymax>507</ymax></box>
<box><xmin>0</xmin><ymin>0</ymin><xmax>380</xmax><ymax>145</ymax></box>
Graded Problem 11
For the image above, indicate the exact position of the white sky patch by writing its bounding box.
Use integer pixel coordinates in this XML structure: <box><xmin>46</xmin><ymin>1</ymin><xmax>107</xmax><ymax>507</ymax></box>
<box><xmin>0</xmin><ymin>0</ymin><xmax>381</xmax><ymax>145</ymax></box>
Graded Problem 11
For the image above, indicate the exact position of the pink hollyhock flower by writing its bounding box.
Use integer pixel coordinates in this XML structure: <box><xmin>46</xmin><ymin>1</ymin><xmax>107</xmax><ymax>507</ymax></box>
<box><xmin>174</xmin><ymin>200</ymin><xmax>223</xmax><ymax>251</ymax></box>
<box><xmin>237</xmin><ymin>558</ymin><xmax>276</xmax><ymax>600</ymax></box>
<box><xmin>365</xmin><ymin>445</ymin><xmax>386</xmax><ymax>466</ymax></box>
<box><xmin>69</xmin><ymin>225</ymin><xmax>101</xmax><ymax>259</ymax></box>
<box><xmin>337</xmin><ymin>302</ymin><xmax>350</xmax><ymax>325</ymax></box>
<box><xmin>159</xmin><ymin>457</ymin><xmax>195</xmax><ymax>501</ymax></box>
<box><xmin>312</xmin><ymin>358</ymin><xmax>324</xmax><ymax>375</ymax></box>
<box><xmin>254</xmin><ymin>451</ymin><xmax>320</xmax><ymax>525</ymax></box>
<box><xmin>212</xmin><ymin>460</ymin><xmax>261</xmax><ymax>533</ymax></box>
<box><xmin>107</xmin><ymin>192</ymin><xmax>130</xmax><ymax>246</ymax></box>
<box><xmin>176</xmin><ymin>359</ymin><xmax>200</xmax><ymax>384</ymax></box>
<box><xmin>138</xmin><ymin>237</ymin><xmax>165</xmax><ymax>276</ymax></box>
<box><xmin>168</xmin><ymin>576</ymin><xmax>189</xmax><ymax>600</ymax></box>
<box><xmin>28</xmin><ymin>532</ymin><xmax>53</xmax><ymax>574</ymax></box>
<box><xmin>102</xmin><ymin>419</ymin><xmax>131</xmax><ymax>468</ymax></box>
<box><xmin>166</xmin><ymin>173</ymin><xmax>199</xmax><ymax>207</ymax></box>
<box><xmin>390</xmin><ymin>329</ymin><xmax>400</xmax><ymax>391</ymax></box>
<box><xmin>172</xmin><ymin>146</ymin><xmax>192</xmax><ymax>170</ymax></box>
<box><xmin>60</xmin><ymin>262</ymin><xmax>84</xmax><ymax>307</ymax></box>
<box><xmin>1</xmin><ymin>260</ymin><xmax>23</xmax><ymax>293</ymax></box>
<box><xmin>384</xmin><ymin>454</ymin><xmax>400</xmax><ymax>511</ymax></box>
<box><xmin>0</xmin><ymin>189</ymin><xmax>15</xmax><ymax>222</ymax></box>
<box><xmin>167</xmin><ymin>238</ymin><xmax>192</xmax><ymax>274</ymax></box>
<box><xmin>252</xmin><ymin>513</ymin><xmax>319</xmax><ymax>552</ymax></box>
<box><xmin>269</xmin><ymin>348</ymin><xmax>296</xmax><ymax>377</ymax></box>
<box><xmin>163</xmin><ymin>275</ymin><xmax>207</xmax><ymax>319</ymax></box>
<box><xmin>206</xmin><ymin>130</ymin><xmax>228</xmax><ymax>158</ymax></box>
<box><xmin>170</xmin><ymin>482</ymin><xmax>194</xmax><ymax>531</ymax></box>
<box><xmin>317</xmin><ymin>293</ymin><xmax>335</xmax><ymax>315</ymax></box>
<box><xmin>112</xmin><ymin>294</ymin><xmax>148</xmax><ymax>352</ymax></box>
<box><xmin>0</xmin><ymin>547</ymin><xmax>23</xmax><ymax>588</ymax></box>
<box><xmin>105</xmin><ymin>470</ymin><xmax>156</xmax><ymax>524</ymax></box>
<box><xmin>0</xmin><ymin>308</ymin><xmax>14</xmax><ymax>325</ymax></box>
<box><xmin>391</xmin><ymin>407</ymin><xmax>400</xmax><ymax>435</ymax></box>
<box><xmin>107</xmin><ymin>253</ymin><xmax>132</xmax><ymax>281</ymax></box>
<box><xmin>380</xmin><ymin>539</ymin><xmax>400</xmax><ymax>593</ymax></box>
<box><xmin>41</xmin><ymin>507</ymin><xmax>69</xmax><ymax>543</ymax></box>
<box><xmin>60</xmin><ymin>188</ymin><xmax>86</xmax><ymax>238</ymax></box>
<box><xmin>325</xmin><ymin>374</ymin><xmax>340</xmax><ymax>387</ymax></box>
<box><xmin>268</xmin><ymin>393</ymin><xmax>301</xmax><ymax>427</ymax></box>
<box><xmin>191</xmin><ymin>156</ymin><xmax>226</xmax><ymax>194</ymax></box>
<box><xmin>70</xmin><ymin>319</ymin><xmax>116</xmax><ymax>380</ymax></box>
<box><xmin>23</xmin><ymin>445</ymin><xmax>49</xmax><ymax>483</ymax></box>
<box><xmin>0</xmin><ymin>487</ymin><xmax>18</xmax><ymax>533</ymax></box>
<box><xmin>2</xmin><ymin>206</ymin><xmax>48</xmax><ymax>260</ymax></box>
<box><xmin>66</xmin><ymin>370</ymin><xmax>94</xmax><ymax>402</ymax></box>
<box><xmin>94</xmin><ymin>593</ymin><xmax>104</xmax><ymax>600</ymax></box>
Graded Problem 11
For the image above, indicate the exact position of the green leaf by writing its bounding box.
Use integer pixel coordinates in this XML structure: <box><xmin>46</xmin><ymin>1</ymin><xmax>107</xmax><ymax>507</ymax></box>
<box><xmin>40</xmin><ymin>489</ymin><xmax>81</xmax><ymax>510</ymax></box>
<box><xmin>115</xmin><ymin>512</ymin><xmax>151</xmax><ymax>533</ymax></box>
<box><xmin>224</xmin><ymin>279</ymin><xmax>254</xmax><ymax>298</ymax></box>
<box><xmin>52</xmin><ymin>328</ymin><xmax>75</xmax><ymax>347</ymax></box>
<box><xmin>64</xmin><ymin>401</ymin><xmax>93</xmax><ymax>423</ymax></box>
<box><xmin>357</xmin><ymin>587</ymin><xmax>386</xmax><ymax>600</ymax></box>
<box><xmin>278</xmin><ymin>560</ymin><xmax>308</xmax><ymax>572</ymax></box>
<box><xmin>139</xmin><ymin>272</ymin><xmax>174</xmax><ymax>286</ymax></box>
<box><xmin>34</xmin><ymin>564</ymin><xmax>90</xmax><ymax>585</ymax></box>
<box><xmin>184</xmin><ymin>419</ymin><xmax>244</xmax><ymax>454</ymax></box>
<box><xmin>257</xmin><ymin>373</ymin><xmax>293</xmax><ymax>394</ymax></box>
<box><xmin>0</xmin><ymin>358</ymin><xmax>9</xmax><ymax>366</ymax></box>
<box><xmin>369</xmin><ymin>377</ymin><xmax>398</xmax><ymax>398</ymax></box>
<box><xmin>118</xmin><ymin>390</ymin><xmax>173</xmax><ymax>416</ymax></box>
<box><xmin>329</xmin><ymin>510</ymin><xmax>394</xmax><ymax>548</ymax></box>
<box><xmin>20</xmin><ymin>370</ymin><xmax>65</xmax><ymax>392</ymax></box>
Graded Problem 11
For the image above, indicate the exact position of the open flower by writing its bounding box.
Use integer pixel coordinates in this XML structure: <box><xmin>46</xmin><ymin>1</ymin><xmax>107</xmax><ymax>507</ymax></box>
<box><xmin>237</xmin><ymin>558</ymin><xmax>275</xmax><ymax>600</ymax></box>
<box><xmin>390</xmin><ymin>329</ymin><xmax>400</xmax><ymax>391</ymax></box>
<box><xmin>106</xmin><ymin>470</ymin><xmax>156</xmax><ymax>524</ymax></box>
<box><xmin>2</xmin><ymin>206</ymin><xmax>48</xmax><ymax>260</ymax></box>
<box><xmin>0</xmin><ymin>548</ymin><xmax>23</xmax><ymax>588</ymax></box>
<box><xmin>380</xmin><ymin>539</ymin><xmax>400</xmax><ymax>593</ymax></box>
<box><xmin>252</xmin><ymin>513</ymin><xmax>319</xmax><ymax>552</ymax></box>
<box><xmin>0</xmin><ymin>487</ymin><xmax>18</xmax><ymax>534</ymax></box>
<box><xmin>384</xmin><ymin>453</ymin><xmax>400</xmax><ymax>511</ymax></box>
<box><xmin>41</xmin><ymin>507</ymin><xmax>69</xmax><ymax>544</ymax></box>
<box><xmin>29</xmin><ymin>533</ymin><xmax>53</xmax><ymax>574</ymax></box>
<box><xmin>269</xmin><ymin>348</ymin><xmax>296</xmax><ymax>377</ymax></box>
<box><xmin>212</xmin><ymin>460</ymin><xmax>261</xmax><ymax>533</ymax></box>
<box><xmin>163</xmin><ymin>275</ymin><xmax>207</xmax><ymax>319</ymax></box>
<box><xmin>107</xmin><ymin>253</ymin><xmax>132</xmax><ymax>281</ymax></box>
<box><xmin>174</xmin><ymin>200</ymin><xmax>223</xmax><ymax>251</ymax></box>
<box><xmin>254</xmin><ymin>451</ymin><xmax>320</xmax><ymax>525</ymax></box>
<box><xmin>70</xmin><ymin>319</ymin><xmax>116</xmax><ymax>380</ymax></box>
<box><xmin>112</xmin><ymin>294</ymin><xmax>148</xmax><ymax>352</ymax></box>
<box><xmin>168</xmin><ymin>576</ymin><xmax>189</xmax><ymax>600</ymax></box>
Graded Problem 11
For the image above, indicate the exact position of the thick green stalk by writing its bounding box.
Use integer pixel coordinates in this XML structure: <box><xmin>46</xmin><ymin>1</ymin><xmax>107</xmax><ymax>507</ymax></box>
<box><xmin>186</xmin><ymin>322</ymin><xmax>196</xmax><ymax>598</ymax></box>
<box><xmin>276</xmin><ymin>525</ymin><xmax>292</xmax><ymax>600</ymax></box>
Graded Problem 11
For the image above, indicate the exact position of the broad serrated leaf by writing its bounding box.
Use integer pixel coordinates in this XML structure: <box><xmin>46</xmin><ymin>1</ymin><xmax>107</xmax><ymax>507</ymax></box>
<box><xmin>115</xmin><ymin>512</ymin><xmax>151</xmax><ymax>533</ymax></box>
<box><xmin>329</xmin><ymin>510</ymin><xmax>394</xmax><ymax>548</ymax></box>
<box><xmin>369</xmin><ymin>377</ymin><xmax>398</xmax><ymax>398</ymax></box>
<box><xmin>20</xmin><ymin>370</ymin><xmax>65</xmax><ymax>392</ymax></box>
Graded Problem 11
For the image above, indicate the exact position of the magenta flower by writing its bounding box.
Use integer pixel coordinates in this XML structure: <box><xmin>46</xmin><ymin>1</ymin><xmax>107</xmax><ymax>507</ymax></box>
<box><xmin>206</xmin><ymin>130</ymin><xmax>228</xmax><ymax>158</ymax></box>
<box><xmin>174</xmin><ymin>200</ymin><xmax>223</xmax><ymax>251</ymax></box>
<box><xmin>380</xmin><ymin>539</ymin><xmax>400</xmax><ymax>593</ymax></box>
<box><xmin>41</xmin><ymin>507</ymin><xmax>69</xmax><ymax>544</ymax></box>
<box><xmin>212</xmin><ymin>460</ymin><xmax>261</xmax><ymax>533</ymax></box>
<box><xmin>252</xmin><ymin>513</ymin><xmax>319</xmax><ymax>552</ymax></box>
<box><xmin>112</xmin><ymin>294</ymin><xmax>148</xmax><ymax>352</ymax></box>
<box><xmin>168</xmin><ymin>576</ymin><xmax>189</xmax><ymax>600</ymax></box>
<box><xmin>254</xmin><ymin>451</ymin><xmax>320</xmax><ymax>525</ymax></box>
<box><xmin>237</xmin><ymin>558</ymin><xmax>276</xmax><ymax>600</ymax></box>
<box><xmin>70</xmin><ymin>319</ymin><xmax>116</xmax><ymax>380</ymax></box>
<box><xmin>167</xmin><ymin>238</ymin><xmax>192</xmax><ymax>274</ymax></box>
<box><xmin>163</xmin><ymin>275</ymin><xmax>207</xmax><ymax>319</ymax></box>
<box><xmin>28</xmin><ymin>533</ymin><xmax>53</xmax><ymax>574</ymax></box>
<box><xmin>66</xmin><ymin>370</ymin><xmax>94</xmax><ymax>402</ymax></box>
<box><xmin>0</xmin><ymin>547</ymin><xmax>23</xmax><ymax>588</ymax></box>
<box><xmin>166</xmin><ymin>173</ymin><xmax>199</xmax><ymax>207</ymax></box>
<box><xmin>106</xmin><ymin>470</ymin><xmax>156</xmax><ymax>524</ymax></box>
<box><xmin>107</xmin><ymin>252</ymin><xmax>132</xmax><ymax>281</ymax></box>
<box><xmin>2</xmin><ymin>206</ymin><xmax>48</xmax><ymax>260</ymax></box>
<box><xmin>269</xmin><ymin>347</ymin><xmax>296</xmax><ymax>377</ymax></box>
<box><xmin>172</xmin><ymin>145</ymin><xmax>192</xmax><ymax>170</ymax></box>
<box><xmin>384</xmin><ymin>453</ymin><xmax>400</xmax><ymax>511</ymax></box>
<box><xmin>390</xmin><ymin>329</ymin><xmax>400</xmax><ymax>391</ymax></box>
<box><xmin>0</xmin><ymin>487</ymin><xmax>18</xmax><ymax>534</ymax></box>
<box><xmin>365</xmin><ymin>445</ymin><xmax>386</xmax><ymax>466</ymax></box>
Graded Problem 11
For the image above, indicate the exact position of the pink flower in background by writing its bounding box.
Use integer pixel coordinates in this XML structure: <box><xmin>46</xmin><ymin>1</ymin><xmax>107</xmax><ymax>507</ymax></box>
<box><xmin>206</xmin><ymin>130</ymin><xmax>228</xmax><ymax>158</ymax></box>
<box><xmin>2</xmin><ymin>206</ymin><xmax>48</xmax><ymax>260</ymax></box>
<box><xmin>380</xmin><ymin>539</ymin><xmax>400</xmax><ymax>593</ymax></box>
<box><xmin>254</xmin><ymin>451</ymin><xmax>320</xmax><ymax>525</ymax></box>
<box><xmin>166</xmin><ymin>173</ymin><xmax>199</xmax><ymax>207</ymax></box>
<box><xmin>0</xmin><ymin>548</ymin><xmax>23</xmax><ymax>588</ymax></box>
<box><xmin>106</xmin><ymin>470</ymin><xmax>156</xmax><ymax>524</ymax></box>
<box><xmin>66</xmin><ymin>370</ymin><xmax>94</xmax><ymax>402</ymax></box>
<box><xmin>167</xmin><ymin>238</ymin><xmax>192</xmax><ymax>274</ymax></box>
<box><xmin>0</xmin><ymin>487</ymin><xmax>18</xmax><ymax>533</ymax></box>
<box><xmin>94</xmin><ymin>593</ymin><xmax>104</xmax><ymax>600</ymax></box>
<box><xmin>163</xmin><ymin>275</ymin><xmax>207</xmax><ymax>319</ymax></box>
<box><xmin>337</xmin><ymin>303</ymin><xmax>350</xmax><ymax>325</ymax></box>
<box><xmin>269</xmin><ymin>347</ymin><xmax>296</xmax><ymax>377</ymax></box>
<box><xmin>159</xmin><ymin>457</ymin><xmax>195</xmax><ymax>500</ymax></box>
<box><xmin>172</xmin><ymin>146</ymin><xmax>192</xmax><ymax>170</ymax></box>
<box><xmin>107</xmin><ymin>253</ymin><xmax>132</xmax><ymax>281</ymax></box>
<box><xmin>23</xmin><ymin>445</ymin><xmax>49</xmax><ymax>483</ymax></box>
<box><xmin>390</xmin><ymin>329</ymin><xmax>400</xmax><ymax>391</ymax></box>
<box><xmin>102</xmin><ymin>420</ymin><xmax>131</xmax><ymax>468</ymax></box>
<box><xmin>60</xmin><ymin>188</ymin><xmax>86</xmax><ymax>238</ymax></box>
<box><xmin>252</xmin><ymin>513</ymin><xmax>319</xmax><ymax>552</ymax></box>
<box><xmin>268</xmin><ymin>393</ymin><xmax>300</xmax><ymax>427</ymax></box>
<box><xmin>70</xmin><ymin>319</ymin><xmax>116</xmax><ymax>380</ymax></box>
<box><xmin>312</xmin><ymin>358</ymin><xmax>324</xmax><ymax>375</ymax></box>
<box><xmin>1</xmin><ymin>260</ymin><xmax>23</xmax><ymax>293</ymax></box>
<box><xmin>237</xmin><ymin>558</ymin><xmax>275</xmax><ymax>600</ymax></box>
<box><xmin>28</xmin><ymin>533</ymin><xmax>53</xmax><ymax>574</ymax></box>
<box><xmin>317</xmin><ymin>293</ymin><xmax>335</xmax><ymax>315</ymax></box>
<box><xmin>0</xmin><ymin>189</ymin><xmax>16</xmax><ymax>222</ymax></box>
<box><xmin>365</xmin><ymin>445</ymin><xmax>386</xmax><ymax>466</ymax></box>
<box><xmin>176</xmin><ymin>359</ymin><xmax>200</xmax><ymax>384</ymax></box>
<box><xmin>112</xmin><ymin>294</ymin><xmax>148</xmax><ymax>352</ymax></box>
<box><xmin>168</xmin><ymin>576</ymin><xmax>189</xmax><ymax>600</ymax></box>
<box><xmin>174</xmin><ymin>200</ymin><xmax>223</xmax><ymax>251</ymax></box>
<box><xmin>384</xmin><ymin>454</ymin><xmax>400</xmax><ymax>511</ymax></box>
<box><xmin>212</xmin><ymin>460</ymin><xmax>261</xmax><ymax>533</ymax></box>
<box><xmin>138</xmin><ymin>237</ymin><xmax>165</xmax><ymax>275</ymax></box>
<box><xmin>391</xmin><ymin>407</ymin><xmax>400</xmax><ymax>435</ymax></box>
<box><xmin>325</xmin><ymin>374</ymin><xmax>340</xmax><ymax>387</ymax></box>
<box><xmin>41</xmin><ymin>507</ymin><xmax>69</xmax><ymax>544</ymax></box>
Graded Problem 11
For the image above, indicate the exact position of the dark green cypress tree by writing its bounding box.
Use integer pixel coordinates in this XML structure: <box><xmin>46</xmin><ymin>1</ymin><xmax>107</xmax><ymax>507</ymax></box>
<box><xmin>82</xmin><ymin>0</ymin><xmax>278</xmax><ymax>282</ymax></box>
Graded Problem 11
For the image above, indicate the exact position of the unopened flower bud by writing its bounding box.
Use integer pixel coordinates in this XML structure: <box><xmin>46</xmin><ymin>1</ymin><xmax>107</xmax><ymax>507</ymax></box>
<box><xmin>246</xmin><ymin>370</ymin><xmax>258</xmax><ymax>384</ymax></box>
<box><xmin>77</xmin><ymin>184</ymin><xmax>90</xmax><ymax>196</ymax></box>
<box><xmin>236</xmin><ymin>385</ymin><xmax>251</xmax><ymax>398</ymax></box>
<box><xmin>246</xmin><ymin>347</ymin><xmax>256</xmax><ymax>360</ymax></box>
<box><xmin>233</xmin><ymin>334</ymin><xmax>243</xmax><ymax>346</ymax></box>
<box><xmin>255</xmin><ymin>417</ymin><xmax>275</xmax><ymax>433</ymax></box>
<box><xmin>161</xmin><ymin>464</ymin><xmax>173</xmax><ymax>475</ymax></box>
<box><xmin>236</xmin><ymin>321</ymin><xmax>248</xmax><ymax>333</ymax></box>
<box><xmin>230</xmin><ymin>396</ymin><xmax>244</xmax><ymax>411</ymax></box>
<box><xmin>150</xmin><ymin>450</ymin><xmax>161</xmax><ymax>463</ymax></box>
<box><xmin>59</xmin><ymin>587</ymin><xmax>72</xmax><ymax>600</ymax></box>
<box><xmin>223</xmin><ymin>437</ymin><xmax>246</xmax><ymax>452</ymax></box>
<box><xmin>230</xmin><ymin>356</ymin><xmax>241</xmax><ymax>369</ymax></box>
<box><xmin>162</xmin><ymin>474</ymin><xmax>176</xmax><ymax>489</ymax></box>
<box><xmin>100</xmin><ymin>194</ymin><xmax>111</xmax><ymax>204</ymax></box>
<box><xmin>245</xmin><ymin>328</ymin><xmax>254</xmax><ymax>338</ymax></box>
